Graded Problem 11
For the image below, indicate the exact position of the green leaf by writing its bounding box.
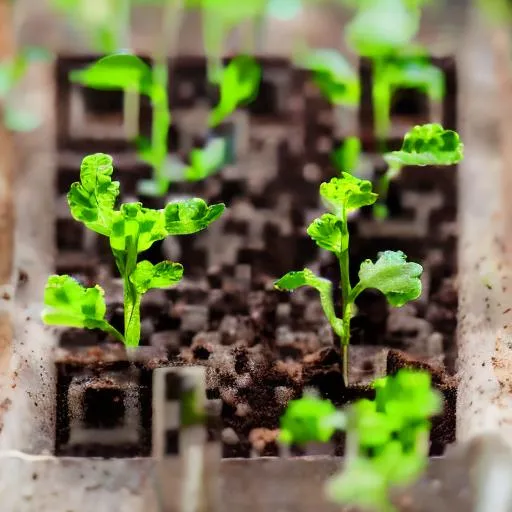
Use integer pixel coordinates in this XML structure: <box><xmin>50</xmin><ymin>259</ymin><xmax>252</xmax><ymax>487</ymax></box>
<box><xmin>384</xmin><ymin>123</ymin><xmax>464</xmax><ymax>168</ymax></box>
<box><xmin>378</xmin><ymin>57</ymin><xmax>445</xmax><ymax>102</ymax></box>
<box><xmin>346</xmin><ymin>0</ymin><xmax>420</xmax><ymax>58</ymax></box>
<box><xmin>42</xmin><ymin>275</ymin><xmax>123</xmax><ymax>342</ymax></box>
<box><xmin>70</xmin><ymin>53</ymin><xmax>153</xmax><ymax>96</ymax></box>
<box><xmin>320</xmin><ymin>173</ymin><xmax>377</xmax><ymax>215</ymax></box>
<box><xmin>296</xmin><ymin>49</ymin><xmax>359</xmax><ymax>106</ymax></box>
<box><xmin>164</xmin><ymin>198</ymin><xmax>225</xmax><ymax>235</ymax></box>
<box><xmin>110</xmin><ymin>203</ymin><xmax>167</xmax><ymax>253</ymax></box>
<box><xmin>279</xmin><ymin>393</ymin><xmax>339</xmax><ymax>446</ymax></box>
<box><xmin>185</xmin><ymin>137</ymin><xmax>227</xmax><ymax>181</ymax></box>
<box><xmin>130</xmin><ymin>260</ymin><xmax>183</xmax><ymax>294</ymax></box>
<box><xmin>274</xmin><ymin>269</ymin><xmax>343</xmax><ymax>337</ymax></box>
<box><xmin>351</xmin><ymin>399</ymin><xmax>394</xmax><ymax>448</ymax></box>
<box><xmin>67</xmin><ymin>153</ymin><xmax>120</xmax><ymax>236</ymax></box>
<box><xmin>357</xmin><ymin>250</ymin><xmax>423</xmax><ymax>307</ymax></box>
<box><xmin>306</xmin><ymin>214</ymin><xmax>347</xmax><ymax>254</ymax></box>
<box><xmin>3</xmin><ymin>107</ymin><xmax>40</xmax><ymax>132</ymax></box>
<box><xmin>209</xmin><ymin>55</ymin><xmax>261</xmax><ymax>127</ymax></box>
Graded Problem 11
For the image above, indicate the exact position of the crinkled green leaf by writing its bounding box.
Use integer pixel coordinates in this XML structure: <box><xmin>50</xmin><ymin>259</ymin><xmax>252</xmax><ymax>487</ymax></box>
<box><xmin>110</xmin><ymin>202</ymin><xmax>167</xmax><ymax>253</ymax></box>
<box><xmin>274</xmin><ymin>269</ymin><xmax>343</xmax><ymax>337</ymax></box>
<box><xmin>358</xmin><ymin>250</ymin><xmax>423</xmax><ymax>307</ymax></box>
<box><xmin>307</xmin><ymin>214</ymin><xmax>347</xmax><ymax>254</ymax></box>
<box><xmin>320</xmin><ymin>173</ymin><xmax>377</xmax><ymax>215</ymax></box>
<box><xmin>67</xmin><ymin>153</ymin><xmax>120</xmax><ymax>236</ymax></box>
<box><xmin>42</xmin><ymin>275</ymin><xmax>123</xmax><ymax>341</ymax></box>
<box><xmin>164</xmin><ymin>198</ymin><xmax>225</xmax><ymax>235</ymax></box>
<box><xmin>384</xmin><ymin>123</ymin><xmax>464</xmax><ymax>168</ymax></box>
<box><xmin>346</xmin><ymin>0</ymin><xmax>420</xmax><ymax>58</ymax></box>
<box><xmin>70</xmin><ymin>53</ymin><xmax>153</xmax><ymax>96</ymax></box>
<box><xmin>279</xmin><ymin>393</ymin><xmax>338</xmax><ymax>446</ymax></box>
<box><xmin>209</xmin><ymin>55</ymin><xmax>261</xmax><ymax>127</ymax></box>
<box><xmin>130</xmin><ymin>260</ymin><xmax>183</xmax><ymax>294</ymax></box>
<box><xmin>185</xmin><ymin>137</ymin><xmax>227</xmax><ymax>181</ymax></box>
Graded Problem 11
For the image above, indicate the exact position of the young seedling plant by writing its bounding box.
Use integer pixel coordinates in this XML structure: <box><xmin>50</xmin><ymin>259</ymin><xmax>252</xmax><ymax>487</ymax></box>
<box><xmin>279</xmin><ymin>368</ymin><xmax>442</xmax><ymax>512</ymax></box>
<box><xmin>71</xmin><ymin>51</ymin><xmax>261</xmax><ymax>195</ymax></box>
<box><xmin>375</xmin><ymin>123</ymin><xmax>464</xmax><ymax>218</ymax></box>
<box><xmin>41</xmin><ymin>153</ymin><xmax>225</xmax><ymax>348</ymax></box>
<box><xmin>274</xmin><ymin>172</ymin><xmax>423</xmax><ymax>386</ymax></box>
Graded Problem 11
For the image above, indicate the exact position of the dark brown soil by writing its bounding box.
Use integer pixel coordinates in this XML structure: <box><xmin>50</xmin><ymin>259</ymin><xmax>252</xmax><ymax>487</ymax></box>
<box><xmin>52</xmin><ymin>54</ymin><xmax>460</xmax><ymax>459</ymax></box>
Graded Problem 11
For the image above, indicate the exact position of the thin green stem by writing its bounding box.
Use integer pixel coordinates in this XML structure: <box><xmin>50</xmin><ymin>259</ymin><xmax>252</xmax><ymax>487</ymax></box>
<box><xmin>120</xmin><ymin>236</ymin><xmax>141</xmax><ymax>348</ymax></box>
<box><xmin>150</xmin><ymin>65</ymin><xmax>170</xmax><ymax>195</ymax></box>
<box><xmin>339</xmin><ymin>206</ymin><xmax>352</xmax><ymax>387</ymax></box>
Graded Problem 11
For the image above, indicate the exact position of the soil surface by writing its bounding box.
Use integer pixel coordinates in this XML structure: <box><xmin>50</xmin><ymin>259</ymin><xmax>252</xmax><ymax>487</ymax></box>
<box><xmin>51</xmin><ymin>55</ymin><xmax>459</xmax><ymax>458</ymax></box>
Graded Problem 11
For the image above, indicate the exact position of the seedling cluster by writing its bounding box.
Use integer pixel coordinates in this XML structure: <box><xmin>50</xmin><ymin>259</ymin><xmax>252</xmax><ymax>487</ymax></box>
<box><xmin>280</xmin><ymin>369</ymin><xmax>442</xmax><ymax>512</ymax></box>
<box><xmin>42</xmin><ymin>153</ymin><xmax>224</xmax><ymax>347</ymax></box>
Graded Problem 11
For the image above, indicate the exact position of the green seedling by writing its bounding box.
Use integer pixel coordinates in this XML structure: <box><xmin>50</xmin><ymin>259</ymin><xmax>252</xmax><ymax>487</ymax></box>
<box><xmin>0</xmin><ymin>46</ymin><xmax>51</xmax><ymax>132</ymax></box>
<box><xmin>208</xmin><ymin>54</ymin><xmax>261</xmax><ymax>128</ymax></box>
<box><xmin>41</xmin><ymin>153</ymin><xmax>224</xmax><ymax>348</ymax></box>
<box><xmin>295</xmin><ymin>48</ymin><xmax>360</xmax><ymax>107</ymax></box>
<box><xmin>279</xmin><ymin>391</ymin><xmax>346</xmax><ymax>446</ymax></box>
<box><xmin>375</xmin><ymin>123</ymin><xmax>464</xmax><ymax>218</ymax></box>
<box><xmin>197</xmin><ymin>0</ymin><xmax>267</xmax><ymax>82</ymax></box>
<box><xmin>274</xmin><ymin>173</ymin><xmax>423</xmax><ymax>386</ymax></box>
<box><xmin>70</xmin><ymin>53</ymin><xmax>173</xmax><ymax>196</ymax></box>
<box><xmin>326</xmin><ymin>369</ymin><xmax>442</xmax><ymax>512</ymax></box>
<box><xmin>330</xmin><ymin>136</ymin><xmax>362</xmax><ymax>175</ymax></box>
<box><xmin>372</xmin><ymin>55</ymin><xmax>445</xmax><ymax>142</ymax></box>
<box><xmin>50</xmin><ymin>0</ymin><xmax>131</xmax><ymax>53</ymax></box>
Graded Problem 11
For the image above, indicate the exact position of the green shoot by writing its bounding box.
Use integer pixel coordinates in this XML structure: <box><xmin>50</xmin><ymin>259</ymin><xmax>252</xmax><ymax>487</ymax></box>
<box><xmin>199</xmin><ymin>0</ymin><xmax>267</xmax><ymax>81</ymax></box>
<box><xmin>372</xmin><ymin>55</ymin><xmax>445</xmax><ymax>142</ymax></box>
<box><xmin>275</xmin><ymin>173</ymin><xmax>423</xmax><ymax>386</ymax></box>
<box><xmin>49</xmin><ymin>0</ymin><xmax>130</xmax><ymax>53</ymax></box>
<box><xmin>208</xmin><ymin>55</ymin><xmax>261</xmax><ymax>128</ymax></box>
<box><xmin>330</xmin><ymin>136</ymin><xmax>362</xmax><ymax>175</ymax></box>
<box><xmin>42</xmin><ymin>153</ymin><xmax>225</xmax><ymax>347</ymax></box>
<box><xmin>71</xmin><ymin>53</ymin><xmax>173</xmax><ymax>196</ymax></box>
<box><xmin>326</xmin><ymin>369</ymin><xmax>442</xmax><ymax>512</ymax></box>
<box><xmin>375</xmin><ymin>123</ymin><xmax>464</xmax><ymax>218</ymax></box>
<box><xmin>279</xmin><ymin>391</ymin><xmax>345</xmax><ymax>446</ymax></box>
<box><xmin>295</xmin><ymin>48</ymin><xmax>360</xmax><ymax>107</ymax></box>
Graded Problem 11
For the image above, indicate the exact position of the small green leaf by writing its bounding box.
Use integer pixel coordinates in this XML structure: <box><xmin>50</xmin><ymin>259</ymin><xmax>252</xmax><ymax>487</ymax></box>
<box><xmin>70</xmin><ymin>53</ymin><xmax>153</xmax><ymax>96</ymax></box>
<box><xmin>3</xmin><ymin>107</ymin><xmax>40</xmax><ymax>132</ymax></box>
<box><xmin>320</xmin><ymin>173</ymin><xmax>377</xmax><ymax>215</ymax></box>
<box><xmin>296</xmin><ymin>49</ymin><xmax>359</xmax><ymax>106</ymax></box>
<box><xmin>110</xmin><ymin>203</ymin><xmax>167</xmax><ymax>253</ymax></box>
<box><xmin>357</xmin><ymin>250</ymin><xmax>423</xmax><ymax>307</ymax></box>
<box><xmin>274</xmin><ymin>269</ymin><xmax>343</xmax><ymax>337</ymax></box>
<box><xmin>351</xmin><ymin>399</ymin><xmax>394</xmax><ymax>448</ymax></box>
<box><xmin>185</xmin><ymin>137</ymin><xmax>227</xmax><ymax>181</ymax></box>
<box><xmin>307</xmin><ymin>214</ymin><xmax>347</xmax><ymax>254</ymax></box>
<box><xmin>130</xmin><ymin>260</ymin><xmax>183</xmax><ymax>294</ymax></box>
<box><xmin>384</xmin><ymin>123</ymin><xmax>464</xmax><ymax>168</ymax></box>
<box><xmin>42</xmin><ymin>275</ymin><xmax>123</xmax><ymax>341</ymax></box>
<box><xmin>67</xmin><ymin>153</ymin><xmax>120</xmax><ymax>236</ymax></box>
<box><xmin>279</xmin><ymin>393</ymin><xmax>339</xmax><ymax>446</ymax></box>
<box><xmin>209</xmin><ymin>55</ymin><xmax>261</xmax><ymax>127</ymax></box>
<box><xmin>164</xmin><ymin>198</ymin><xmax>225</xmax><ymax>235</ymax></box>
